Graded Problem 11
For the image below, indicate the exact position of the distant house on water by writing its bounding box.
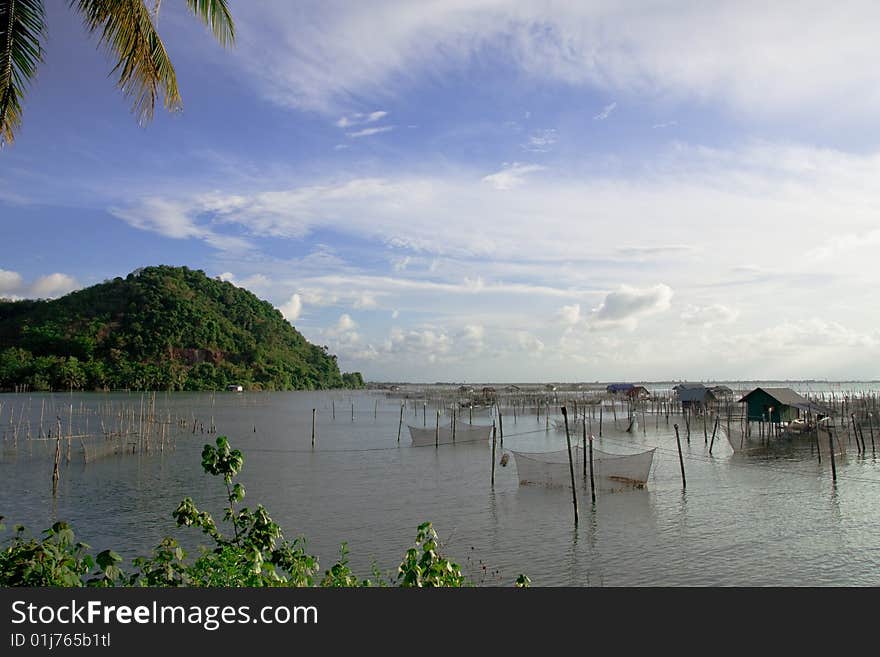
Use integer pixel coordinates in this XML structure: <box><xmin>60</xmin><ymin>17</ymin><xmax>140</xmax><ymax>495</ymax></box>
<box><xmin>674</xmin><ymin>383</ymin><xmax>714</xmax><ymax>410</ymax></box>
<box><xmin>738</xmin><ymin>387</ymin><xmax>826</xmax><ymax>423</ymax></box>
<box><xmin>626</xmin><ymin>385</ymin><xmax>651</xmax><ymax>400</ymax></box>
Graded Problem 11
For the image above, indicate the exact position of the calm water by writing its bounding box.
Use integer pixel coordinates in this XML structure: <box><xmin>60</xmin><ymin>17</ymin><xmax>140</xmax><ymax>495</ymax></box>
<box><xmin>2</xmin><ymin>388</ymin><xmax>880</xmax><ymax>586</ymax></box>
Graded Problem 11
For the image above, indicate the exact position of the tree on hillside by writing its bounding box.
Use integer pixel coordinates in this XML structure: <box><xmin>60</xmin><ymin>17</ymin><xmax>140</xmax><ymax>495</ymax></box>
<box><xmin>0</xmin><ymin>0</ymin><xmax>234</xmax><ymax>145</ymax></box>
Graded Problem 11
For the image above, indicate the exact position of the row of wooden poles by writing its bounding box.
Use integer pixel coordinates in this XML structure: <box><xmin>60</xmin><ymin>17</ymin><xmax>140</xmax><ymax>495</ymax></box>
<box><xmin>0</xmin><ymin>394</ymin><xmax>212</xmax><ymax>496</ymax></box>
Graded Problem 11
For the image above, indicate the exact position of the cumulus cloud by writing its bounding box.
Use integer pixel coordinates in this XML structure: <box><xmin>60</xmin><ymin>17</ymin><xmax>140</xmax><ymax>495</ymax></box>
<box><xmin>591</xmin><ymin>284</ymin><xmax>673</xmax><ymax>330</ymax></box>
<box><xmin>558</xmin><ymin>303</ymin><xmax>581</xmax><ymax>325</ymax></box>
<box><xmin>0</xmin><ymin>269</ymin><xmax>23</xmax><ymax>296</ymax></box>
<box><xmin>30</xmin><ymin>273</ymin><xmax>79</xmax><ymax>299</ymax></box>
<box><xmin>278</xmin><ymin>293</ymin><xmax>303</xmax><ymax>322</ymax></box>
<box><xmin>457</xmin><ymin>324</ymin><xmax>485</xmax><ymax>352</ymax></box>
<box><xmin>517</xmin><ymin>331</ymin><xmax>545</xmax><ymax>353</ymax></box>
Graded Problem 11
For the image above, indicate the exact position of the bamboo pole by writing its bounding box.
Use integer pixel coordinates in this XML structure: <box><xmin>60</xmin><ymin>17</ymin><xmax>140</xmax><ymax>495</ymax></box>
<box><xmin>491</xmin><ymin>422</ymin><xmax>496</xmax><ymax>487</ymax></box>
<box><xmin>52</xmin><ymin>417</ymin><xmax>62</xmax><ymax>496</ymax></box>
<box><xmin>498</xmin><ymin>409</ymin><xmax>503</xmax><ymax>448</ymax></box>
<box><xmin>828</xmin><ymin>427</ymin><xmax>837</xmax><ymax>482</ymax></box>
<box><xmin>561</xmin><ymin>407</ymin><xmax>578</xmax><ymax>525</ymax></box>
<box><xmin>397</xmin><ymin>404</ymin><xmax>404</xmax><ymax>444</ymax></box>
<box><xmin>435</xmin><ymin>410</ymin><xmax>440</xmax><ymax>448</ymax></box>
<box><xmin>587</xmin><ymin>426</ymin><xmax>595</xmax><ymax>504</ymax></box>
<box><xmin>311</xmin><ymin>408</ymin><xmax>316</xmax><ymax>448</ymax></box>
<box><xmin>674</xmin><ymin>423</ymin><xmax>686</xmax><ymax>491</ymax></box>
<box><xmin>709</xmin><ymin>416</ymin><xmax>719</xmax><ymax>454</ymax></box>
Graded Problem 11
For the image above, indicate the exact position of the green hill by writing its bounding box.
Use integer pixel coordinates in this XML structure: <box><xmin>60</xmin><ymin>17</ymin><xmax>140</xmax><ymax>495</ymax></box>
<box><xmin>0</xmin><ymin>265</ymin><xmax>364</xmax><ymax>391</ymax></box>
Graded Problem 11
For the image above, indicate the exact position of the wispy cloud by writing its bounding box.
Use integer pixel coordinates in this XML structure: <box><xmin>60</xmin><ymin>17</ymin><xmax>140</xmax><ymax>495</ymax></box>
<box><xmin>347</xmin><ymin>126</ymin><xmax>394</xmax><ymax>138</ymax></box>
<box><xmin>680</xmin><ymin>303</ymin><xmax>739</xmax><ymax>328</ymax></box>
<box><xmin>652</xmin><ymin>121</ymin><xmax>678</xmax><ymax>129</ymax></box>
<box><xmin>336</xmin><ymin>110</ymin><xmax>388</xmax><ymax>128</ymax></box>
<box><xmin>234</xmin><ymin>3</ymin><xmax>880</xmax><ymax>122</ymax></box>
<box><xmin>593</xmin><ymin>101</ymin><xmax>617</xmax><ymax>120</ymax></box>
<box><xmin>523</xmin><ymin>129</ymin><xmax>557</xmax><ymax>152</ymax></box>
<box><xmin>481</xmin><ymin>162</ymin><xmax>545</xmax><ymax>190</ymax></box>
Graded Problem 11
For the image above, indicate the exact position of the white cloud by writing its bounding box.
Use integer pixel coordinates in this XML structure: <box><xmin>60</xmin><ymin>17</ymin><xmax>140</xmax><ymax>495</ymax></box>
<box><xmin>593</xmin><ymin>101</ymin><xmax>617</xmax><ymax>120</ymax></box>
<box><xmin>279</xmin><ymin>293</ymin><xmax>303</xmax><ymax>322</ymax></box>
<box><xmin>481</xmin><ymin>162</ymin><xmax>545</xmax><ymax>190</ymax></box>
<box><xmin>30</xmin><ymin>273</ymin><xmax>79</xmax><ymax>299</ymax></box>
<box><xmin>336</xmin><ymin>110</ymin><xmax>388</xmax><ymax>128</ymax></box>
<box><xmin>336</xmin><ymin>314</ymin><xmax>357</xmax><ymax>332</ymax></box>
<box><xmin>391</xmin><ymin>309</ymin><xmax>399</xmax><ymax>319</ymax></box>
<box><xmin>235</xmin><ymin>2</ymin><xmax>880</xmax><ymax>122</ymax></box>
<box><xmin>353</xmin><ymin>292</ymin><xmax>378</xmax><ymax>309</ymax></box>
<box><xmin>0</xmin><ymin>269</ymin><xmax>23</xmax><ymax>296</ymax></box>
<box><xmin>347</xmin><ymin>126</ymin><xmax>394</xmax><ymax>138</ymax></box>
<box><xmin>523</xmin><ymin>129</ymin><xmax>557</xmax><ymax>152</ymax></box>
<box><xmin>558</xmin><ymin>303</ymin><xmax>581</xmax><ymax>326</ymax></box>
<box><xmin>652</xmin><ymin>121</ymin><xmax>678</xmax><ymax>129</ymax></box>
<box><xmin>591</xmin><ymin>284</ymin><xmax>673</xmax><ymax>330</ymax></box>
<box><xmin>217</xmin><ymin>271</ymin><xmax>236</xmax><ymax>283</ymax></box>
<box><xmin>458</xmin><ymin>324</ymin><xmax>485</xmax><ymax>352</ymax></box>
<box><xmin>517</xmin><ymin>331</ymin><xmax>544</xmax><ymax>353</ymax></box>
<box><xmin>680</xmin><ymin>304</ymin><xmax>739</xmax><ymax>328</ymax></box>
<box><xmin>110</xmin><ymin>197</ymin><xmax>253</xmax><ymax>252</ymax></box>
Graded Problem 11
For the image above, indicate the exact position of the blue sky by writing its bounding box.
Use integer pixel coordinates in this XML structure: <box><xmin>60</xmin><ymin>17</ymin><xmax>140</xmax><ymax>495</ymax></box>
<box><xmin>3</xmin><ymin>1</ymin><xmax>880</xmax><ymax>382</ymax></box>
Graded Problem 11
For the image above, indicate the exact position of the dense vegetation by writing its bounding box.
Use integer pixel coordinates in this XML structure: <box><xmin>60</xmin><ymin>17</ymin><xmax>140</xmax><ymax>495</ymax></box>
<box><xmin>0</xmin><ymin>436</ymin><xmax>530</xmax><ymax>588</ymax></box>
<box><xmin>0</xmin><ymin>265</ymin><xmax>363</xmax><ymax>391</ymax></box>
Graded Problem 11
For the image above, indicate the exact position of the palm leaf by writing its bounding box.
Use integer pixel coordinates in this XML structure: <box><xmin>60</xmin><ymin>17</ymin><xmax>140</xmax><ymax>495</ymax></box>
<box><xmin>185</xmin><ymin>0</ymin><xmax>234</xmax><ymax>46</ymax></box>
<box><xmin>0</xmin><ymin>0</ymin><xmax>46</xmax><ymax>146</ymax></box>
<box><xmin>72</xmin><ymin>0</ymin><xmax>180</xmax><ymax>125</ymax></box>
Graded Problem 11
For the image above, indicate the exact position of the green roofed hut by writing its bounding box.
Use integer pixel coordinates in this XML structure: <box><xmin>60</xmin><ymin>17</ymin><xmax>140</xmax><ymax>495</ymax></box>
<box><xmin>738</xmin><ymin>387</ymin><xmax>824</xmax><ymax>423</ymax></box>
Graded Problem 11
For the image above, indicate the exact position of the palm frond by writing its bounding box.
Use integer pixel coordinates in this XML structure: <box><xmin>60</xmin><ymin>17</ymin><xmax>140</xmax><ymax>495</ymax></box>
<box><xmin>72</xmin><ymin>0</ymin><xmax>180</xmax><ymax>125</ymax></box>
<box><xmin>185</xmin><ymin>0</ymin><xmax>234</xmax><ymax>46</ymax></box>
<box><xmin>0</xmin><ymin>0</ymin><xmax>46</xmax><ymax>146</ymax></box>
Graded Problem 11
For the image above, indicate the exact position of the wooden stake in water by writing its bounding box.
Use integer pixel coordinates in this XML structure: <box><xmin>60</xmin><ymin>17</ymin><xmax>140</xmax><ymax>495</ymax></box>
<box><xmin>498</xmin><ymin>409</ymin><xmax>503</xmax><ymax>448</ymax></box>
<box><xmin>709</xmin><ymin>416</ymin><xmax>719</xmax><ymax>454</ymax></box>
<box><xmin>599</xmin><ymin>404</ymin><xmax>603</xmax><ymax>437</ymax></box>
<box><xmin>674</xmin><ymin>423</ymin><xmax>686</xmax><ymax>491</ymax></box>
<box><xmin>311</xmin><ymin>408</ymin><xmax>316</xmax><ymax>448</ymax></box>
<box><xmin>561</xmin><ymin>407</ymin><xmax>579</xmax><ymax>526</ymax></box>
<box><xmin>397</xmin><ymin>404</ymin><xmax>404</xmax><ymax>444</ymax></box>
<box><xmin>828</xmin><ymin>427</ymin><xmax>837</xmax><ymax>482</ymax></box>
<box><xmin>435</xmin><ymin>410</ymin><xmax>440</xmax><ymax>448</ymax></box>
<box><xmin>332</xmin><ymin>399</ymin><xmax>335</xmax><ymax>420</ymax></box>
<box><xmin>423</xmin><ymin>403</ymin><xmax>427</xmax><ymax>427</ymax></box>
<box><xmin>351</xmin><ymin>402</ymin><xmax>354</xmax><ymax>422</ymax></box>
<box><xmin>582</xmin><ymin>417</ymin><xmax>587</xmax><ymax>482</ymax></box>
<box><xmin>452</xmin><ymin>408</ymin><xmax>456</xmax><ymax>443</ymax></box>
<box><xmin>491</xmin><ymin>422</ymin><xmax>497</xmax><ymax>487</ymax></box>
<box><xmin>851</xmin><ymin>414</ymin><xmax>862</xmax><ymax>455</ymax></box>
<box><xmin>52</xmin><ymin>417</ymin><xmax>62</xmax><ymax>496</ymax></box>
<box><xmin>868</xmin><ymin>413</ymin><xmax>876</xmax><ymax>454</ymax></box>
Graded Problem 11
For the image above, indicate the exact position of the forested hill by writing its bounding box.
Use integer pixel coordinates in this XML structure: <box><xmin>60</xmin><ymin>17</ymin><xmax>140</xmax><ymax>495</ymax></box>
<box><xmin>0</xmin><ymin>265</ymin><xmax>364</xmax><ymax>391</ymax></box>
